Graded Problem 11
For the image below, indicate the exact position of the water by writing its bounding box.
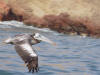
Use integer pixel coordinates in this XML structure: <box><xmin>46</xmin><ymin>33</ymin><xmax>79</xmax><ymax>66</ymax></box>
<box><xmin>0</xmin><ymin>21</ymin><xmax>100</xmax><ymax>75</ymax></box>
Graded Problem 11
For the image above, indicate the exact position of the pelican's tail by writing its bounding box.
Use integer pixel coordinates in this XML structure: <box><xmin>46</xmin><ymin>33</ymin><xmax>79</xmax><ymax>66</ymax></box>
<box><xmin>26</xmin><ymin>56</ymin><xmax>39</xmax><ymax>73</ymax></box>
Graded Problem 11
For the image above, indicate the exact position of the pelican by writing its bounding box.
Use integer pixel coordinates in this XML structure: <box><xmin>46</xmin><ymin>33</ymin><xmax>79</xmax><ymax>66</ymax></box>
<box><xmin>4</xmin><ymin>33</ymin><xmax>55</xmax><ymax>73</ymax></box>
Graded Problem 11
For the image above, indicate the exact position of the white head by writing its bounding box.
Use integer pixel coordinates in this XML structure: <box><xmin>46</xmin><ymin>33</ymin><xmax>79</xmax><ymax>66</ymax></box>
<box><xmin>34</xmin><ymin>33</ymin><xmax>56</xmax><ymax>45</ymax></box>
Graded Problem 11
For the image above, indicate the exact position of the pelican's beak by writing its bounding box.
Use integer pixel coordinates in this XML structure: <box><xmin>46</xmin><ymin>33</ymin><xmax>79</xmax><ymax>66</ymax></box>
<box><xmin>34</xmin><ymin>33</ymin><xmax>56</xmax><ymax>46</ymax></box>
<box><xmin>39</xmin><ymin>36</ymin><xmax>56</xmax><ymax>45</ymax></box>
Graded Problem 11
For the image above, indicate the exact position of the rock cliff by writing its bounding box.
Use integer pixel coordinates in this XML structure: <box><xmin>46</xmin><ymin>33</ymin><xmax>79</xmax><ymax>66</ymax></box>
<box><xmin>0</xmin><ymin>0</ymin><xmax>100</xmax><ymax>37</ymax></box>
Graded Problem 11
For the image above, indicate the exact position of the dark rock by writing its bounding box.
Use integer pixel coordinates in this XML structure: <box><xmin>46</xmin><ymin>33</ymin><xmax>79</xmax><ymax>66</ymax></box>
<box><xmin>0</xmin><ymin>1</ymin><xmax>10</xmax><ymax>21</ymax></box>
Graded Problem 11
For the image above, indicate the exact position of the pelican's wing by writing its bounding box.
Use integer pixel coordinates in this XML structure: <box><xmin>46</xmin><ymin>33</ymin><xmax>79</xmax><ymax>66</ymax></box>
<box><xmin>14</xmin><ymin>43</ymin><xmax>39</xmax><ymax>72</ymax></box>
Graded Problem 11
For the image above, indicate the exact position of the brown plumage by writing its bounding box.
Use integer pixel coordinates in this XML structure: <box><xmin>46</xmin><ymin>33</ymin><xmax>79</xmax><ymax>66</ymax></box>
<box><xmin>15</xmin><ymin>44</ymin><xmax>39</xmax><ymax>72</ymax></box>
<box><xmin>26</xmin><ymin>57</ymin><xmax>39</xmax><ymax>72</ymax></box>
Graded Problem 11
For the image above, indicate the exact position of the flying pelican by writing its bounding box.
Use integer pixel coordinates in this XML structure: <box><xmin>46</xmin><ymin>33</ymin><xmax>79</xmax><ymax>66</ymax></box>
<box><xmin>4</xmin><ymin>33</ymin><xmax>56</xmax><ymax>73</ymax></box>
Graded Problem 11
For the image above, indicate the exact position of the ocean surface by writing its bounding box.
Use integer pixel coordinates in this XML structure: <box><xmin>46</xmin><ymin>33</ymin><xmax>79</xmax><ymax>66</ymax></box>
<box><xmin>0</xmin><ymin>21</ymin><xmax>100</xmax><ymax>75</ymax></box>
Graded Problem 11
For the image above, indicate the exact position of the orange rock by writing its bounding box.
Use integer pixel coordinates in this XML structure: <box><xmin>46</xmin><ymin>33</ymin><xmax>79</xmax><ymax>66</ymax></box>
<box><xmin>0</xmin><ymin>1</ymin><xmax>10</xmax><ymax>20</ymax></box>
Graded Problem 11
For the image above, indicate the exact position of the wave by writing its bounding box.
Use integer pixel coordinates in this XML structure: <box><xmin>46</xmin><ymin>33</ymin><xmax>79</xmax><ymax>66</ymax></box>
<box><xmin>0</xmin><ymin>21</ymin><xmax>53</xmax><ymax>32</ymax></box>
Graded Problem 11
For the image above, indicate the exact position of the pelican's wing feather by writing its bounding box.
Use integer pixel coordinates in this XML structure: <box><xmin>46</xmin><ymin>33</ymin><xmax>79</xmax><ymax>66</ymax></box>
<box><xmin>14</xmin><ymin>43</ymin><xmax>39</xmax><ymax>72</ymax></box>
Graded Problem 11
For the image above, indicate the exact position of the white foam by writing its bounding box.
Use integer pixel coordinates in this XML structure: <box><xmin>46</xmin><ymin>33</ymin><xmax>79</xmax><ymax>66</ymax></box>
<box><xmin>0</xmin><ymin>21</ymin><xmax>53</xmax><ymax>32</ymax></box>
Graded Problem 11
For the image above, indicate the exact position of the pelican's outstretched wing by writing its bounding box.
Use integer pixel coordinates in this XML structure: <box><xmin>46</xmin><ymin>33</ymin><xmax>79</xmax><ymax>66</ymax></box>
<box><xmin>14</xmin><ymin>43</ymin><xmax>39</xmax><ymax>72</ymax></box>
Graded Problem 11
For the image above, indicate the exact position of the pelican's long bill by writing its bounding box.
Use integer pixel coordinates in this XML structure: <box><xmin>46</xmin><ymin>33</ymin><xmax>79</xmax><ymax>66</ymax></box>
<box><xmin>34</xmin><ymin>33</ymin><xmax>56</xmax><ymax>46</ymax></box>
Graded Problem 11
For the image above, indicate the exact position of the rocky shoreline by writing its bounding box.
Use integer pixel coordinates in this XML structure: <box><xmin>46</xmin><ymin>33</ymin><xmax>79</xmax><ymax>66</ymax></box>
<box><xmin>0</xmin><ymin>0</ymin><xmax>100</xmax><ymax>37</ymax></box>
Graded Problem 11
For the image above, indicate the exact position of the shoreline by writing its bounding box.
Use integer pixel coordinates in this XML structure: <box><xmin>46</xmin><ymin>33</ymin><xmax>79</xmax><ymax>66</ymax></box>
<box><xmin>0</xmin><ymin>0</ymin><xmax>100</xmax><ymax>38</ymax></box>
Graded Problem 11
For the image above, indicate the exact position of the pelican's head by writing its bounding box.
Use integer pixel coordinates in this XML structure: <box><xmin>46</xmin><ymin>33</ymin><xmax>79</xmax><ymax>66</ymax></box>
<box><xmin>33</xmin><ymin>33</ymin><xmax>56</xmax><ymax>45</ymax></box>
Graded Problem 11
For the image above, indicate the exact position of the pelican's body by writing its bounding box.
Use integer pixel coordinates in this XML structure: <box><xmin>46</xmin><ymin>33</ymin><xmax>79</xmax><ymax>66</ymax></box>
<box><xmin>4</xmin><ymin>33</ymin><xmax>55</xmax><ymax>73</ymax></box>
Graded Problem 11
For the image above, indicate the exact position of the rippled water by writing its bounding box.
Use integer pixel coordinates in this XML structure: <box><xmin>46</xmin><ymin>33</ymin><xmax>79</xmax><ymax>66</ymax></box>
<box><xmin>0</xmin><ymin>21</ymin><xmax>100</xmax><ymax>75</ymax></box>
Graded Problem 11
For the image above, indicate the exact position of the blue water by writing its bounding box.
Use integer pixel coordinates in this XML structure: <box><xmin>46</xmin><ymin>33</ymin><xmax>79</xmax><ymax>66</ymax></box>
<box><xmin>0</xmin><ymin>21</ymin><xmax>100</xmax><ymax>75</ymax></box>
